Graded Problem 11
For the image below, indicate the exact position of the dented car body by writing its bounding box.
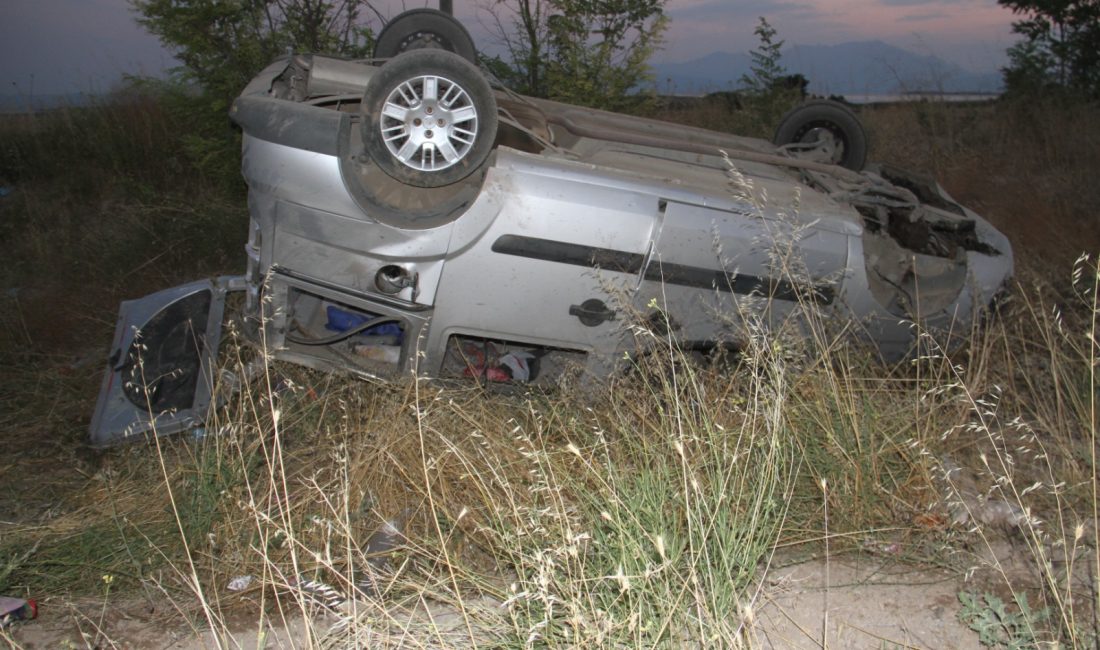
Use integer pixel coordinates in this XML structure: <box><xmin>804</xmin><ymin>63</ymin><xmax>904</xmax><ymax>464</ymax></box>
<box><xmin>90</xmin><ymin>19</ymin><xmax>1012</xmax><ymax>445</ymax></box>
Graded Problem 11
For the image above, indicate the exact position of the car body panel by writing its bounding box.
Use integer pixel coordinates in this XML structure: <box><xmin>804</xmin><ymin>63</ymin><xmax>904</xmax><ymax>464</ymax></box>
<box><xmin>90</xmin><ymin>52</ymin><xmax>1014</xmax><ymax>444</ymax></box>
<box><xmin>89</xmin><ymin>277</ymin><xmax>244</xmax><ymax>447</ymax></box>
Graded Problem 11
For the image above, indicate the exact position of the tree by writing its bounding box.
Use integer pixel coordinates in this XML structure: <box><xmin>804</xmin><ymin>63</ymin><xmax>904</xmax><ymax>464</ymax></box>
<box><xmin>133</xmin><ymin>0</ymin><xmax>378</xmax><ymax>104</ymax></box>
<box><xmin>734</xmin><ymin>17</ymin><xmax>802</xmax><ymax>137</ymax></box>
<box><xmin>739</xmin><ymin>17</ymin><xmax>786</xmax><ymax>94</ymax></box>
<box><xmin>998</xmin><ymin>0</ymin><xmax>1100</xmax><ymax>98</ymax></box>
<box><xmin>483</xmin><ymin>0</ymin><xmax>551</xmax><ymax>95</ymax></box>
<box><xmin>483</xmin><ymin>0</ymin><xmax>668</xmax><ymax>110</ymax></box>
<box><xmin>131</xmin><ymin>0</ymin><xmax>378</xmax><ymax>181</ymax></box>
<box><xmin>544</xmin><ymin>0</ymin><xmax>668</xmax><ymax>110</ymax></box>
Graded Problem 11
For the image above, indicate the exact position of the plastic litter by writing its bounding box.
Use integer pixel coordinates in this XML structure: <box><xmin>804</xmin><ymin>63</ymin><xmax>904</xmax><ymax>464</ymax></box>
<box><xmin>498</xmin><ymin>351</ymin><xmax>537</xmax><ymax>382</ymax></box>
<box><xmin>324</xmin><ymin>305</ymin><xmax>403</xmax><ymax>343</ymax></box>
<box><xmin>269</xmin><ymin>512</ymin><xmax>412</xmax><ymax>606</ymax></box>
<box><xmin>289</xmin><ymin>575</ymin><xmax>345</xmax><ymax>611</ymax></box>
<box><xmin>0</xmin><ymin>596</ymin><xmax>36</xmax><ymax>627</ymax></box>
<box><xmin>363</xmin><ymin>512</ymin><xmax>408</xmax><ymax>560</ymax></box>
<box><xmin>460</xmin><ymin>343</ymin><xmax>541</xmax><ymax>383</ymax></box>
<box><xmin>226</xmin><ymin>575</ymin><xmax>255</xmax><ymax>592</ymax></box>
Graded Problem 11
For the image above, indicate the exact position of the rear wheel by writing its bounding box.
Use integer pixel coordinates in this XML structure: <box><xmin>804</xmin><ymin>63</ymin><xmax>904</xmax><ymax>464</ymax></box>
<box><xmin>374</xmin><ymin>8</ymin><xmax>478</xmax><ymax>64</ymax></box>
<box><xmin>361</xmin><ymin>49</ymin><xmax>498</xmax><ymax>188</ymax></box>
<box><xmin>773</xmin><ymin>100</ymin><xmax>868</xmax><ymax>172</ymax></box>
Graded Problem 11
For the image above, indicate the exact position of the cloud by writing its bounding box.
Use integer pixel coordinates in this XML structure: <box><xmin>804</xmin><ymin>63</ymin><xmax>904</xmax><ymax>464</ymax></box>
<box><xmin>878</xmin><ymin>0</ymin><xmax>964</xmax><ymax>5</ymax></box>
<box><xmin>898</xmin><ymin>12</ymin><xmax>949</xmax><ymax>21</ymax></box>
<box><xmin>659</xmin><ymin>0</ymin><xmax>829</xmax><ymax>60</ymax></box>
<box><xmin>668</xmin><ymin>0</ymin><xmax>821</xmax><ymax>21</ymax></box>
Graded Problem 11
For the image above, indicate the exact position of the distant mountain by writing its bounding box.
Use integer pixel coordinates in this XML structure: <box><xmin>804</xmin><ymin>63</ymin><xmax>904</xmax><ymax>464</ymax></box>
<box><xmin>650</xmin><ymin>41</ymin><xmax>1002</xmax><ymax>96</ymax></box>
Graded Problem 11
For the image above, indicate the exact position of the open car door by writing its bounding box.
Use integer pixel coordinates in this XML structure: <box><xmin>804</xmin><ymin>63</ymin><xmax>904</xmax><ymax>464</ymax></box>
<box><xmin>89</xmin><ymin>277</ymin><xmax>244</xmax><ymax>447</ymax></box>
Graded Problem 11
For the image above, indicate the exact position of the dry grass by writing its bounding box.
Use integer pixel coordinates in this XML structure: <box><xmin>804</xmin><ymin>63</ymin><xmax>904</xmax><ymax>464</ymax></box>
<box><xmin>1</xmin><ymin>93</ymin><xmax>1098</xmax><ymax>648</ymax></box>
<box><xmin>14</xmin><ymin>268</ymin><xmax>1082</xmax><ymax>648</ymax></box>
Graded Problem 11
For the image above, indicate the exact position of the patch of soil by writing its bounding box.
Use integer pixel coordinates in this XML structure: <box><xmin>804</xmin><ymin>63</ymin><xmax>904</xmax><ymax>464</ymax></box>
<box><xmin>750</xmin><ymin>557</ymin><xmax>979</xmax><ymax>649</ymax></box>
<box><xmin>5</xmin><ymin>559</ymin><xmax>984</xmax><ymax>649</ymax></box>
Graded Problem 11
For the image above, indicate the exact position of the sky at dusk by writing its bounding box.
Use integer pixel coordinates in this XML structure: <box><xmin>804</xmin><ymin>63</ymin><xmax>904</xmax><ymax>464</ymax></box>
<box><xmin>1</xmin><ymin>0</ymin><xmax>1018</xmax><ymax>96</ymax></box>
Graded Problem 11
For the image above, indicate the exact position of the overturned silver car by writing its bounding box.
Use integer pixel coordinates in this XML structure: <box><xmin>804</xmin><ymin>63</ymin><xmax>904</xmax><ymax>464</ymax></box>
<box><xmin>90</xmin><ymin>10</ymin><xmax>1012</xmax><ymax>445</ymax></box>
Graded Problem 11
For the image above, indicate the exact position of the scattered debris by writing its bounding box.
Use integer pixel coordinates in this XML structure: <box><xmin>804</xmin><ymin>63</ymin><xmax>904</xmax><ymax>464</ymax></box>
<box><xmin>861</xmin><ymin>540</ymin><xmax>903</xmax><ymax>555</ymax></box>
<box><xmin>937</xmin><ymin>455</ymin><xmax>1029</xmax><ymax>529</ymax></box>
<box><xmin>362</xmin><ymin>513</ymin><xmax>407</xmax><ymax>560</ymax></box>
<box><xmin>0</xmin><ymin>596</ymin><xmax>37</xmax><ymax>627</ymax></box>
<box><xmin>460</xmin><ymin>342</ymin><xmax>541</xmax><ymax>383</ymax></box>
<box><xmin>912</xmin><ymin>512</ymin><xmax>949</xmax><ymax>530</ymax></box>
<box><xmin>226</xmin><ymin>575</ymin><xmax>255</xmax><ymax>592</ymax></box>
<box><xmin>498</xmin><ymin>351</ymin><xmax>538</xmax><ymax>382</ymax></box>
<box><xmin>289</xmin><ymin>575</ymin><xmax>346</xmax><ymax>612</ymax></box>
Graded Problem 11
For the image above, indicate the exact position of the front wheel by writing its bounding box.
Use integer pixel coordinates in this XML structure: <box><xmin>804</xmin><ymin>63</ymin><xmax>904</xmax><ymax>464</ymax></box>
<box><xmin>773</xmin><ymin>100</ymin><xmax>868</xmax><ymax>172</ymax></box>
<box><xmin>361</xmin><ymin>49</ymin><xmax>498</xmax><ymax>188</ymax></box>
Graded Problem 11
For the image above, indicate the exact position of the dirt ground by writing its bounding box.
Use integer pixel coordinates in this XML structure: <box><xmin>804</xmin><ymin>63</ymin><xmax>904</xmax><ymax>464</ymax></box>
<box><xmin>750</xmin><ymin>558</ymin><xmax>979</xmax><ymax>649</ymax></box>
<box><xmin>3</xmin><ymin>555</ymin><xmax>985</xmax><ymax>649</ymax></box>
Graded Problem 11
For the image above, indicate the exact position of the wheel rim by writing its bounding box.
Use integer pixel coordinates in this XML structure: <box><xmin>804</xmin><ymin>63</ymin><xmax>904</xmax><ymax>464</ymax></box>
<box><xmin>379</xmin><ymin>73</ymin><xmax>479</xmax><ymax>172</ymax></box>
<box><xmin>797</xmin><ymin>125</ymin><xmax>845</xmax><ymax>164</ymax></box>
<box><xmin>397</xmin><ymin>31</ymin><xmax>448</xmax><ymax>53</ymax></box>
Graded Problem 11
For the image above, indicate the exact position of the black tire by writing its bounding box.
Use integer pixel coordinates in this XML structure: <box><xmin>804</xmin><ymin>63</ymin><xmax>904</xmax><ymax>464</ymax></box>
<box><xmin>374</xmin><ymin>8</ymin><xmax>477</xmax><ymax>65</ymax></box>
<box><xmin>361</xmin><ymin>49</ymin><xmax>498</xmax><ymax>188</ymax></box>
<box><xmin>773</xmin><ymin>99</ymin><xmax>868</xmax><ymax>172</ymax></box>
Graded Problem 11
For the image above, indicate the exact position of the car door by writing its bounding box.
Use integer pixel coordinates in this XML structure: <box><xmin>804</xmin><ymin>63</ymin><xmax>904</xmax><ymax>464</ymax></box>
<box><xmin>426</xmin><ymin>159</ymin><xmax>660</xmax><ymax>372</ymax></box>
<box><xmin>634</xmin><ymin>199</ymin><xmax>848</xmax><ymax>351</ymax></box>
<box><xmin>89</xmin><ymin>277</ymin><xmax>243</xmax><ymax>446</ymax></box>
